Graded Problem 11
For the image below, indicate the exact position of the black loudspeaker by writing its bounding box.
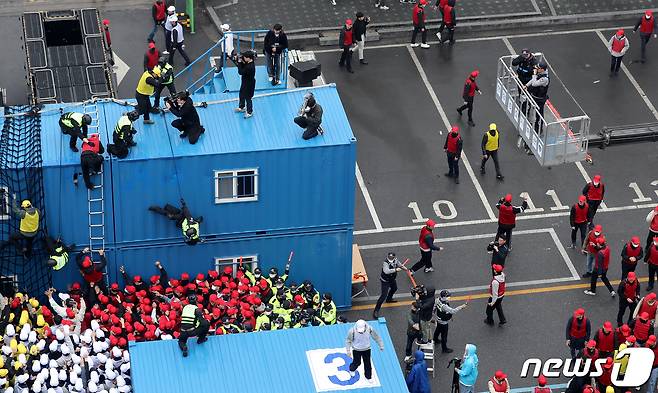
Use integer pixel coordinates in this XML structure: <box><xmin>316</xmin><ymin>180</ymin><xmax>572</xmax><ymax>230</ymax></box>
<box><xmin>289</xmin><ymin>60</ymin><xmax>321</xmax><ymax>87</ymax></box>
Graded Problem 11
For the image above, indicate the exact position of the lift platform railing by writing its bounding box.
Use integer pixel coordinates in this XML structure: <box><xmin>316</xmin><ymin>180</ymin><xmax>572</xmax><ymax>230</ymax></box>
<box><xmin>175</xmin><ymin>30</ymin><xmax>289</xmax><ymax>94</ymax></box>
<box><xmin>496</xmin><ymin>54</ymin><xmax>590</xmax><ymax>167</ymax></box>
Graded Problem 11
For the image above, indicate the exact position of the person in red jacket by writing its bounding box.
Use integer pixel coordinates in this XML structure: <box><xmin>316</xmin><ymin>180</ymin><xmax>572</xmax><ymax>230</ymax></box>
<box><xmin>595</xmin><ymin>358</ymin><xmax>613</xmax><ymax>392</ymax></box>
<box><xmin>621</xmin><ymin>236</ymin><xmax>644</xmax><ymax>279</ymax></box>
<box><xmin>80</xmin><ymin>133</ymin><xmax>105</xmax><ymax>190</ymax></box>
<box><xmin>411</xmin><ymin>219</ymin><xmax>444</xmax><ymax>274</ymax></box>
<box><xmin>633</xmin><ymin>10</ymin><xmax>657</xmax><ymax>63</ymax></box>
<box><xmin>584</xmin><ymin>237</ymin><xmax>616</xmax><ymax>297</ymax></box>
<box><xmin>646</xmin><ymin>206</ymin><xmax>658</xmax><ymax>254</ymax></box>
<box><xmin>439</xmin><ymin>0</ymin><xmax>456</xmax><ymax>44</ymax></box>
<box><xmin>534</xmin><ymin>375</ymin><xmax>551</xmax><ymax>393</ymax></box>
<box><xmin>484</xmin><ymin>264</ymin><xmax>506</xmax><ymax>326</ymax></box>
<box><xmin>495</xmin><ymin>194</ymin><xmax>528</xmax><ymax>250</ymax></box>
<box><xmin>617</xmin><ymin>272</ymin><xmax>640</xmax><ymax>326</ymax></box>
<box><xmin>338</xmin><ymin>19</ymin><xmax>356</xmax><ymax>73</ymax></box>
<box><xmin>633</xmin><ymin>292</ymin><xmax>657</xmax><ymax>325</ymax></box>
<box><xmin>76</xmin><ymin>248</ymin><xmax>108</xmax><ymax>295</ymax></box>
<box><xmin>148</xmin><ymin>0</ymin><xmax>167</xmax><ymax>43</ymax></box>
<box><xmin>566</xmin><ymin>308</ymin><xmax>591</xmax><ymax>359</ymax></box>
<box><xmin>582</xmin><ymin>224</ymin><xmax>604</xmax><ymax>278</ymax></box>
<box><xmin>488</xmin><ymin>370</ymin><xmax>510</xmax><ymax>392</ymax></box>
<box><xmin>614</xmin><ymin>324</ymin><xmax>631</xmax><ymax>347</ymax></box>
<box><xmin>645</xmin><ymin>236</ymin><xmax>658</xmax><ymax>291</ymax></box>
<box><xmin>582</xmin><ymin>175</ymin><xmax>605</xmax><ymax>228</ymax></box>
<box><xmin>629</xmin><ymin>311</ymin><xmax>654</xmax><ymax>345</ymax></box>
<box><xmin>411</xmin><ymin>0</ymin><xmax>429</xmax><ymax>48</ymax></box>
<box><xmin>569</xmin><ymin>195</ymin><xmax>590</xmax><ymax>249</ymax></box>
<box><xmin>457</xmin><ymin>70</ymin><xmax>481</xmax><ymax>127</ymax></box>
<box><xmin>578</xmin><ymin>340</ymin><xmax>599</xmax><ymax>370</ymax></box>
<box><xmin>594</xmin><ymin>321</ymin><xmax>615</xmax><ymax>358</ymax></box>
<box><xmin>144</xmin><ymin>42</ymin><xmax>160</xmax><ymax>71</ymax></box>
<box><xmin>607</xmin><ymin>29</ymin><xmax>629</xmax><ymax>76</ymax></box>
<box><xmin>646</xmin><ymin>335</ymin><xmax>658</xmax><ymax>393</ymax></box>
<box><xmin>443</xmin><ymin>125</ymin><xmax>462</xmax><ymax>183</ymax></box>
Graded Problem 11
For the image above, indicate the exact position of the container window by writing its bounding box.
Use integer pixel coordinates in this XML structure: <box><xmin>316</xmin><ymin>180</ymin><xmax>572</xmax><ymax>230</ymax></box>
<box><xmin>214</xmin><ymin>169</ymin><xmax>258</xmax><ymax>203</ymax></box>
<box><xmin>0</xmin><ymin>187</ymin><xmax>9</xmax><ymax>220</ymax></box>
<box><xmin>215</xmin><ymin>256</ymin><xmax>258</xmax><ymax>278</ymax></box>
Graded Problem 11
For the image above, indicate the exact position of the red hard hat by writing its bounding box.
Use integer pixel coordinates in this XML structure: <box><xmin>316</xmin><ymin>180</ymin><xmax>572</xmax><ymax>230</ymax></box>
<box><xmin>208</xmin><ymin>270</ymin><xmax>219</xmax><ymax>279</ymax></box>
<box><xmin>150</xmin><ymin>276</ymin><xmax>159</xmax><ymax>284</ymax></box>
<box><xmin>575</xmin><ymin>308</ymin><xmax>585</xmax><ymax>316</ymax></box>
<box><xmin>470</xmin><ymin>70</ymin><xmax>479</xmax><ymax>78</ymax></box>
<box><xmin>641</xmin><ymin>312</ymin><xmax>650</xmax><ymax>320</ymax></box>
<box><xmin>594</xmin><ymin>224</ymin><xmax>603</xmax><ymax>232</ymax></box>
<box><xmin>621</xmin><ymin>324</ymin><xmax>631</xmax><ymax>335</ymax></box>
<box><xmin>102</xmin><ymin>19</ymin><xmax>110</xmax><ymax>26</ymax></box>
<box><xmin>419</xmin><ymin>0</ymin><xmax>427</xmax><ymax>5</ymax></box>
<box><xmin>617</xmin><ymin>29</ymin><xmax>625</xmax><ymax>36</ymax></box>
<box><xmin>82</xmin><ymin>258</ymin><xmax>92</xmax><ymax>268</ymax></box>
<box><xmin>586</xmin><ymin>339</ymin><xmax>596</xmax><ymax>348</ymax></box>
<box><xmin>223</xmin><ymin>266</ymin><xmax>233</xmax><ymax>275</ymax></box>
<box><xmin>196</xmin><ymin>273</ymin><xmax>205</xmax><ymax>281</ymax></box>
<box><xmin>603</xmin><ymin>321</ymin><xmax>613</xmax><ymax>330</ymax></box>
<box><xmin>504</xmin><ymin>193</ymin><xmax>512</xmax><ymax>203</ymax></box>
<box><xmin>592</xmin><ymin>175</ymin><xmax>601</xmax><ymax>183</ymax></box>
<box><xmin>71</xmin><ymin>282</ymin><xmax>81</xmax><ymax>290</ymax></box>
<box><xmin>294</xmin><ymin>295</ymin><xmax>305</xmax><ymax>303</ymax></box>
<box><xmin>648</xmin><ymin>335</ymin><xmax>657</xmax><ymax>345</ymax></box>
<box><xmin>603</xmin><ymin>357</ymin><xmax>614</xmax><ymax>369</ymax></box>
<box><xmin>627</xmin><ymin>335</ymin><xmax>637</xmax><ymax>343</ymax></box>
<box><xmin>345</xmin><ymin>19</ymin><xmax>353</xmax><ymax>25</ymax></box>
<box><xmin>110</xmin><ymin>283</ymin><xmax>119</xmax><ymax>291</ymax></box>
<box><xmin>451</xmin><ymin>125</ymin><xmax>459</xmax><ymax>133</ymax></box>
<box><xmin>148</xmin><ymin>42</ymin><xmax>155</xmax><ymax>49</ymax></box>
<box><xmin>647</xmin><ymin>293</ymin><xmax>657</xmax><ymax>300</ymax></box>
<box><xmin>647</xmin><ymin>10</ymin><xmax>654</xmax><ymax>17</ymax></box>
<box><xmin>631</xmin><ymin>236</ymin><xmax>641</xmax><ymax>246</ymax></box>
<box><xmin>492</xmin><ymin>264</ymin><xmax>504</xmax><ymax>273</ymax></box>
<box><xmin>133</xmin><ymin>275</ymin><xmax>142</xmax><ymax>283</ymax></box>
<box><xmin>578</xmin><ymin>195</ymin><xmax>586</xmax><ymax>203</ymax></box>
<box><xmin>494</xmin><ymin>370</ymin><xmax>507</xmax><ymax>380</ymax></box>
<box><xmin>537</xmin><ymin>375</ymin><xmax>547</xmax><ymax>386</ymax></box>
<box><xmin>627</xmin><ymin>272</ymin><xmax>636</xmax><ymax>281</ymax></box>
<box><xmin>426</xmin><ymin>219</ymin><xmax>436</xmax><ymax>227</ymax></box>
<box><xmin>66</xmin><ymin>308</ymin><xmax>75</xmax><ymax>318</ymax></box>
<box><xmin>181</xmin><ymin>272</ymin><xmax>190</xmax><ymax>281</ymax></box>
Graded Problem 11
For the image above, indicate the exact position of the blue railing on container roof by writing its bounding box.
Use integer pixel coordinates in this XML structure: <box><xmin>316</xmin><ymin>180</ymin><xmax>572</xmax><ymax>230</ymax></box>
<box><xmin>175</xmin><ymin>29</ymin><xmax>289</xmax><ymax>94</ymax></box>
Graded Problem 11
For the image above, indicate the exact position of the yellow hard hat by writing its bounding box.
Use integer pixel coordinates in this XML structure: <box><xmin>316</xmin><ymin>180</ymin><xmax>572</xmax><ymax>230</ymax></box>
<box><xmin>29</xmin><ymin>298</ymin><xmax>39</xmax><ymax>308</ymax></box>
<box><xmin>489</xmin><ymin>123</ymin><xmax>497</xmax><ymax>131</ymax></box>
<box><xmin>17</xmin><ymin>343</ymin><xmax>26</xmax><ymax>355</ymax></box>
<box><xmin>36</xmin><ymin>315</ymin><xmax>45</xmax><ymax>327</ymax></box>
<box><xmin>20</xmin><ymin>200</ymin><xmax>31</xmax><ymax>208</ymax></box>
<box><xmin>0</xmin><ymin>368</ymin><xmax>7</xmax><ymax>378</ymax></box>
<box><xmin>9</xmin><ymin>339</ymin><xmax>17</xmax><ymax>351</ymax></box>
<box><xmin>151</xmin><ymin>66</ymin><xmax>161</xmax><ymax>76</ymax></box>
<box><xmin>13</xmin><ymin>361</ymin><xmax>22</xmax><ymax>371</ymax></box>
<box><xmin>15</xmin><ymin>293</ymin><xmax>23</xmax><ymax>299</ymax></box>
<box><xmin>29</xmin><ymin>345</ymin><xmax>38</xmax><ymax>356</ymax></box>
<box><xmin>0</xmin><ymin>357</ymin><xmax>4</xmax><ymax>368</ymax></box>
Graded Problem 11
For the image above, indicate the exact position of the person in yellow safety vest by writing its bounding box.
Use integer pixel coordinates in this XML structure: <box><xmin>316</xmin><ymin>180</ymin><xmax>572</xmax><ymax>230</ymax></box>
<box><xmin>178</xmin><ymin>294</ymin><xmax>209</xmax><ymax>357</ymax></box>
<box><xmin>0</xmin><ymin>198</ymin><xmax>39</xmax><ymax>258</ymax></box>
<box><xmin>320</xmin><ymin>293</ymin><xmax>337</xmax><ymax>325</ymax></box>
<box><xmin>148</xmin><ymin>199</ymin><xmax>203</xmax><ymax>245</ymax></box>
<box><xmin>266</xmin><ymin>265</ymin><xmax>290</xmax><ymax>287</ymax></box>
<box><xmin>107</xmin><ymin>110</ymin><xmax>139</xmax><ymax>159</ymax></box>
<box><xmin>480</xmin><ymin>123</ymin><xmax>504</xmax><ymax>181</ymax></box>
<box><xmin>135</xmin><ymin>67</ymin><xmax>161</xmax><ymax>125</ymax></box>
<box><xmin>42</xmin><ymin>235</ymin><xmax>75</xmax><ymax>271</ymax></box>
<box><xmin>272</xmin><ymin>316</ymin><xmax>287</xmax><ymax>330</ymax></box>
<box><xmin>271</xmin><ymin>277</ymin><xmax>292</xmax><ymax>299</ymax></box>
<box><xmin>59</xmin><ymin>112</ymin><xmax>92</xmax><ymax>152</ymax></box>
<box><xmin>243</xmin><ymin>266</ymin><xmax>263</xmax><ymax>285</ymax></box>
<box><xmin>255</xmin><ymin>304</ymin><xmax>275</xmax><ymax>330</ymax></box>
<box><xmin>153</xmin><ymin>57</ymin><xmax>176</xmax><ymax>110</ymax></box>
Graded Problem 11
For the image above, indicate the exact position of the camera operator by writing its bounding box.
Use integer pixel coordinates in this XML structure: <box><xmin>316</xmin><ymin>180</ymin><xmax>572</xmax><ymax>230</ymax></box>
<box><xmin>294</xmin><ymin>93</ymin><xmax>324</xmax><ymax>140</ymax></box>
<box><xmin>523</xmin><ymin>60</ymin><xmax>550</xmax><ymax>134</ymax></box>
<box><xmin>414</xmin><ymin>285</ymin><xmax>436</xmax><ymax>344</ymax></box>
<box><xmin>404</xmin><ymin>301</ymin><xmax>423</xmax><ymax>362</ymax></box>
<box><xmin>165</xmin><ymin>91</ymin><xmax>204</xmax><ymax>144</ymax></box>
<box><xmin>231</xmin><ymin>51</ymin><xmax>256</xmax><ymax>119</ymax></box>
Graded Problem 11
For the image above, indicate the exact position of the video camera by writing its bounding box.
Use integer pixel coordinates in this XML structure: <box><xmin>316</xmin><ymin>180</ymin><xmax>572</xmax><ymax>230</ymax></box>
<box><xmin>447</xmin><ymin>357</ymin><xmax>462</xmax><ymax>393</ymax></box>
<box><xmin>231</xmin><ymin>50</ymin><xmax>257</xmax><ymax>63</ymax></box>
<box><xmin>410</xmin><ymin>284</ymin><xmax>426</xmax><ymax>297</ymax></box>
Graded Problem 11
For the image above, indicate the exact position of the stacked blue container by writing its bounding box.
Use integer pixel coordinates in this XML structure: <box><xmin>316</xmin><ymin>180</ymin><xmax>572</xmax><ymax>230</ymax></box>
<box><xmin>39</xmin><ymin>84</ymin><xmax>357</xmax><ymax>307</ymax></box>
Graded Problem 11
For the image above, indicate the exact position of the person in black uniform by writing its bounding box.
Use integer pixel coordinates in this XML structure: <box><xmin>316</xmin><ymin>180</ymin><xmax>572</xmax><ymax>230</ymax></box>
<box><xmin>433</xmin><ymin>289</ymin><xmax>467</xmax><ymax>353</ymax></box>
<box><xmin>524</xmin><ymin>60</ymin><xmax>550</xmax><ymax>134</ymax></box>
<box><xmin>166</xmin><ymin>91</ymin><xmax>205</xmax><ymax>144</ymax></box>
<box><xmin>294</xmin><ymin>93</ymin><xmax>324</xmax><ymax>140</ymax></box>
<box><xmin>512</xmin><ymin>49</ymin><xmax>537</xmax><ymax>112</ymax></box>
<box><xmin>232</xmin><ymin>51</ymin><xmax>256</xmax><ymax>118</ymax></box>
<box><xmin>263</xmin><ymin>24</ymin><xmax>289</xmax><ymax>85</ymax></box>
<box><xmin>372</xmin><ymin>252</ymin><xmax>408</xmax><ymax>319</ymax></box>
<box><xmin>107</xmin><ymin>111</ymin><xmax>139</xmax><ymax>159</ymax></box>
<box><xmin>487</xmin><ymin>234</ymin><xmax>509</xmax><ymax>271</ymax></box>
<box><xmin>178</xmin><ymin>294</ymin><xmax>209</xmax><ymax>357</ymax></box>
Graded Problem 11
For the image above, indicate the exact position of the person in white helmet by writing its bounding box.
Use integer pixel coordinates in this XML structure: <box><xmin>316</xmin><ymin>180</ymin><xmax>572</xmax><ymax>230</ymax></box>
<box><xmin>163</xmin><ymin>6</ymin><xmax>176</xmax><ymax>53</ymax></box>
<box><xmin>168</xmin><ymin>16</ymin><xmax>191</xmax><ymax>66</ymax></box>
<box><xmin>345</xmin><ymin>320</ymin><xmax>384</xmax><ymax>383</ymax></box>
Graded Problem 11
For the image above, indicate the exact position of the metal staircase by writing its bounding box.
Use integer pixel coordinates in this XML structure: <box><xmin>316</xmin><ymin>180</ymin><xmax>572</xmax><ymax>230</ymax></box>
<box><xmin>82</xmin><ymin>102</ymin><xmax>105</xmax><ymax>257</ymax></box>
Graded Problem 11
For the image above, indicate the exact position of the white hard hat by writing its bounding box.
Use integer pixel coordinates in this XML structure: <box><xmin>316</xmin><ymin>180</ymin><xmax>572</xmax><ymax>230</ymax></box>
<box><xmin>355</xmin><ymin>319</ymin><xmax>367</xmax><ymax>333</ymax></box>
<box><xmin>220</xmin><ymin>23</ymin><xmax>230</xmax><ymax>31</ymax></box>
<box><xmin>167</xmin><ymin>5</ymin><xmax>175</xmax><ymax>12</ymax></box>
<box><xmin>169</xmin><ymin>15</ymin><xmax>178</xmax><ymax>23</ymax></box>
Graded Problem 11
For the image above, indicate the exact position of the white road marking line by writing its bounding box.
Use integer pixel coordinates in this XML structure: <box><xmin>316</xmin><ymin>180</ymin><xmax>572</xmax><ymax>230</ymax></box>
<box><xmin>355</xmin><ymin>163</ymin><xmax>383</xmax><ymax>232</ymax></box>
<box><xmin>548</xmin><ymin>227</ymin><xmax>580</xmax><ymax>279</ymax></box>
<box><xmin>353</xmin><ymin>201</ymin><xmax>655</xmax><ymax>236</ymax></box>
<box><xmin>544</xmin><ymin>0</ymin><xmax>558</xmax><ymax>16</ymax></box>
<box><xmin>406</xmin><ymin>45</ymin><xmax>497</xmax><ymax>221</ymax></box>
<box><xmin>501</xmin><ymin>37</ymin><xmax>515</xmax><ymax>55</ymax></box>
<box><xmin>360</xmin><ymin>227</ymin><xmax>550</xmax><ymax>248</ymax></box>
<box><xmin>574</xmin><ymin>161</ymin><xmax>608</xmax><ymax>210</ymax></box>
<box><xmin>595</xmin><ymin>30</ymin><xmax>658</xmax><ymax>121</ymax></box>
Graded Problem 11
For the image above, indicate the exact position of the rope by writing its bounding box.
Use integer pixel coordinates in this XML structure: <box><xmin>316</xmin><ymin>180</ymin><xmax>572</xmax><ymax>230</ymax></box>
<box><xmin>0</xmin><ymin>98</ymin><xmax>136</xmax><ymax>119</ymax></box>
<box><xmin>191</xmin><ymin>84</ymin><xmax>335</xmax><ymax>108</ymax></box>
<box><xmin>160</xmin><ymin>111</ymin><xmax>184</xmax><ymax>200</ymax></box>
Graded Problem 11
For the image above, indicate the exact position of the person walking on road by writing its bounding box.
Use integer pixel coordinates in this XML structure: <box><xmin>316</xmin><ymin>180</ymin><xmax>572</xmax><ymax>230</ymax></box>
<box><xmin>488</xmin><ymin>370</ymin><xmax>511</xmax><ymax>393</ymax></box>
<box><xmin>480</xmin><ymin>123</ymin><xmax>504</xmax><ymax>180</ymax></box>
<box><xmin>487</xmin><ymin>234</ymin><xmax>509</xmax><ymax>270</ymax></box>
<box><xmin>411</xmin><ymin>219</ymin><xmax>444</xmax><ymax>274</ymax></box>
<box><xmin>372</xmin><ymin>252</ymin><xmax>407</xmax><ymax>319</ymax></box>
<box><xmin>455</xmin><ymin>344</ymin><xmax>479</xmax><ymax>393</ymax></box>
<box><xmin>495</xmin><ymin>194</ymin><xmax>528</xmax><ymax>250</ymax></box>
<box><xmin>617</xmin><ymin>272</ymin><xmax>640</xmax><ymax>326</ymax></box>
<box><xmin>457</xmin><ymin>70</ymin><xmax>481</xmax><ymax>127</ymax></box>
<box><xmin>353</xmin><ymin>12</ymin><xmax>370</xmax><ymax>65</ymax></box>
<box><xmin>621</xmin><ymin>236</ymin><xmax>644</xmax><ymax>279</ymax></box>
<box><xmin>339</xmin><ymin>19</ymin><xmax>356</xmax><ymax>73</ymax></box>
<box><xmin>645</xmin><ymin>335</ymin><xmax>658</xmax><ymax>393</ymax></box>
<box><xmin>630</xmin><ymin>311</ymin><xmax>654</xmax><ymax>345</ymax></box>
<box><xmin>584</xmin><ymin>237</ymin><xmax>616</xmax><ymax>297</ymax></box>
<box><xmin>433</xmin><ymin>289</ymin><xmax>467</xmax><ymax>353</ymax></box>
<box><xmin>646</xmin><ymin>206</ymin><xmax>658</xmax><ymax>254</ymax></box>
<box><xmin>169</xmin><ymin>16</ymin><xmax>192</xmax><ymax>67</ymax></box>
<box><xmin>346</xmin><ymin>319</ymin><xmax>384</xmax><ymax>383</ymax></box>
<box><xmin>534</xmin><ymin>375</ymin><xmax>551</xmax><ymax>393</ymax></box>
<box><xmin>633</xmin><ymin>10</ymin><xmax>657</xmax><ymax>63</ymax></box>
<box><xmin>147</xmin><ymin>0</ymin><xmax>167</xmax><ymax>44</ymax></box>
<box><xmin>607</xmin><ymin>29</ymin><xmax>629</xmax><ymax>76</ymax></box>
<box><xmin>594</xmin><ymin>321</ymin><xmax>615</xmax><ymax>358</ymax></box>
<box><xmin>569</xmin><ymin>195</ymin><xmax>590</xmax><ymax>249</ymax></box>
<box><xmin>566</xmin><ymin>308</ymin><xmax>591</xmax><ymax>359</ymax></box>
<box><xmin>484</xmin><ymin>264</ymin><xmax>506</xmax><ymax>326</ymax></box>
<box><xmin>163</xmin><ymin>6</ymin><xmax>176</xmax><ymax>53</ymax></box>
<box><xmin>444</xmin><ymin>125</ymin><xmax>462</xmax><ymax>183</ymax></box>
<box><xmin>582</xmin><ymin>224</ymin><xmax>604</xmax><ymax>278</ymax></box>
<box><xmin>633</xmin><ymin>292</ymin><xmax>658</xmax><ymax>326</ymax></box>
<box><xmin>645</xmin><ymin>236</ymin><xmax>658</xmax><ymax>291</ymax></box>
<box><xmin>411</xmin><ymin>0</ymin><xmax>430</xmax><ymax>48</ymax></box>
<box><xmin>582</xmin><ymin>175</ymin><xmax>605</xmax><ymax>228</ymax></box>
<box><xmin>439</xmin><ymin>0</ymin><xmax>456</xmax><ymax>45</ymax></box>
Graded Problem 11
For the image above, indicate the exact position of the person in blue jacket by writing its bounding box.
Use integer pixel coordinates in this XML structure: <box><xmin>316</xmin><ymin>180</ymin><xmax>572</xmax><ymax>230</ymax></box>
<box><xmin>406</xmin><ymin>350</ymin><xmax>431</xmax><ymax>393</ymax></box>
<box><xmin>455</xmin><ymin>343</ymin><xmax>479</xmax><ymax>393</ymax></box>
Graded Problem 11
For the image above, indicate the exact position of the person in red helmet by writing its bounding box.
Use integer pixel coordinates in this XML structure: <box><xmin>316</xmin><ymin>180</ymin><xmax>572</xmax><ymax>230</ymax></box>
<box><xmin>534</xmin><ymin>375</ymin><xmax>551</xmax><ymax>393</ymax></box>
<box><xmin>645</xmin><ymin>236</ymin><xmax>658</xmax><ymax>291</ymax></box>
<box><xmin>411</xmin><ymin>0</ymin><xmax>429</xmax><ymax>48</ymax></box>
<box><xmin>633</xmin><ymin>10</ymin><xmax>658</xmax><ymax>63</ymax></box>
<box><xmin>633</xmin><ymin>292</ymin><xmax>658</xmax><ymax>326</ymax></box>
<box><xmin>439</xmin><ymin>0</ymin><xmax>456</xmax><ymax>45</ymax></box>
<box><xmin>614</xmin><ymin>324</ymin><xmax>631</xmax><ymax>348</ymax></box>
<box><xmin>646</xmin><ymin>206</ymin><xmax>658</xmax><ymax>253</ymax></box>
<box><xmin>338</xmin><ymin>19</ymin><xmax>356</xmax><ymax>73</ymax></box>
<box><xmin>630</xmin><ymin>311</ymin><xmax>654</xmax><ymax>345</ymax></box>
<box><xmin>569</xmin><ymin>195</ymin><xmax>590</xmax><ymax>249</ymax></box>
<box><xmin>617</xmin><ymin>271</ymin><xmax>640</xmax><ymax>326</ymax></box>
<box><xmin>119</xmin><ymin>264</ymin><xmax>148</xmax><ymax>292</ymax></box>
<box><xmin>578</xmin><ymin>340</ymin><xmax>599</xmax><ymax>371</ymax></box>
<box><xmin>566</xmin><ymin>308</ymin><xmax>591</xmax><ymax>359</ymax></box>
<box><xmin>595</xmin><ymin>358</ymin><xmax>613</xmax><ymax>392</ymax></box>
<box><xmin>76</xmin><ymin>248</ymin><xmax>108</xmax><ymax>293</ymax></box>
<box><xmin>607</xmin><ymin>29</ymin><xmax>630</xmax><ymax>76</ymax></box>
<box><xmin>443</xmin><ymin>125</ymin><xmax>463</xmax><ymax>183</ymax></box>
<box><xmin>495</xmin><ymin>193</ymin><xmax>528</xmax><ymax>250</ymax></box>
<box><xmin>646</xmin><ymin>335</ymin><xmax>658</xmax><ymax>393</ymax></box>
<box><xmin>457</xmin><ymin>70</ymin><xmax>481</xmax><ymax>127</ymax></box>
<box><xmin>582</xmin><ymin>224</ymin><xmax>604</xmax><ymax>278</ymax></box>
<box><xmin>488</xmin><ymin>370</ymin><xmax>510</xmax><ymax>392</ymax></box>
<box><xmin>594</xmin><ymin>321</ymin><xmax>615</xmax><ymax>358</ymax></box>
<box><xmin>411</xmin><ymin>219</ymin><xmax>444</xmax><ymax>274</ymax></box>
<box><xmin>484</xmin><ymin>264</ymin><xmax>506</xmax><ymax>326</ymax></box>
<box><xmin>582</xmin><ymin>175</ymin><xmax>605</xmax><ymax>228</ymax></box>
<box><xmin>621</xmin><ymin>236</ymin><xmax>644</xmax><ymax>279</ymax></box>
<box><xmin>581</xmin><ymin>384</ymin><xmax>600</xmax><ymax>393</ymax></box>
<box><xmin>584</xmin><ymin>236</ymin><xmax>616</xmax><ymax>297</ymax></box>
<box><xmin>148</xmin><ymin>0</ymin><xmax>167</xmax><ymax>43</ymax></box>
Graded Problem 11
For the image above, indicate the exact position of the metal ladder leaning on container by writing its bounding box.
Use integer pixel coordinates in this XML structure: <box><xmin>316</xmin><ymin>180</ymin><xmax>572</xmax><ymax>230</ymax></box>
<box><xmin>417</xmin><ymin>341</ymin><xmax>435</xmax><ymax>378</ymax></box>
<box><xmin>83</xmin><ymin>101</ymin><xmax>108</xmax><ymax>286</ymax></box>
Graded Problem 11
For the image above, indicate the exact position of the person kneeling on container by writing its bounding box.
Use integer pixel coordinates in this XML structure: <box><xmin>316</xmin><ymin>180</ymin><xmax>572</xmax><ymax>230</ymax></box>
<box><xmin>345</xmin><ymin>319</ymin><xmax>384</xmax><ymax>384</ymax></box>
<box><xmin>179</xmin><ymin>294</ymin><xmax>209</xmax><ymax>357</ymax></box>
<box><xmin>166</xmin><ymin>91</ymin><xmax>205</xmax><ymax>144</ymax></box>
<box><xmin>295</xmin><ymin>93</ymin><xmax>323</xmax><ymax>140</ymax></box>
